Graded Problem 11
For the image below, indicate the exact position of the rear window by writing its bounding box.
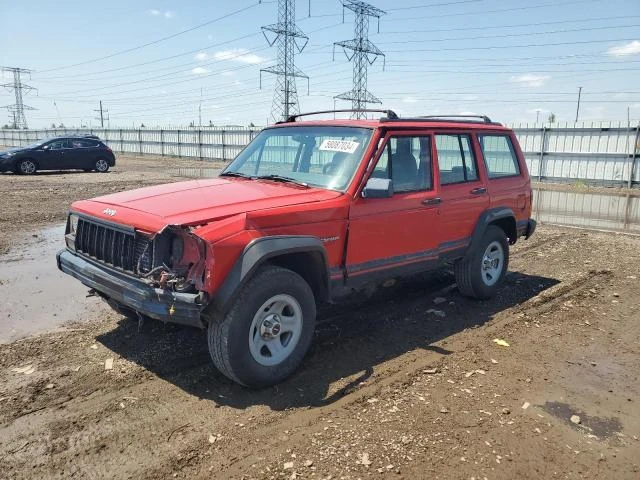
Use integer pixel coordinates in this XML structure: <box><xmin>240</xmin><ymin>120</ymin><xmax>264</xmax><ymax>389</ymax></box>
<box><xmin>478</xmin><ymin>135</ymin><xmax>521</xmax><ymax>178</ymax></box>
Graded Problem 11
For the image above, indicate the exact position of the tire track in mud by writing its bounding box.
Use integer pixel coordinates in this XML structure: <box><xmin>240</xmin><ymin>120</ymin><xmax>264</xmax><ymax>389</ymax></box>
<box><xmin>140</xmin><ymin>252</ymin><xmax>617</xmax><ymax>478</ymax></box>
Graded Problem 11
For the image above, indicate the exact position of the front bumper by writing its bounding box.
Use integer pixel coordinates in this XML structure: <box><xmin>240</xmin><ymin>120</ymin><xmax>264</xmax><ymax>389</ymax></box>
<box><xmin>0</xmin><ymin>158</ymin><xmax>15</xmax><ymax>172</ymax></box>
<box><xmin>57</xmin><ymin>249</ymin><xmax>205</xmax><ymax>328</ymax></box>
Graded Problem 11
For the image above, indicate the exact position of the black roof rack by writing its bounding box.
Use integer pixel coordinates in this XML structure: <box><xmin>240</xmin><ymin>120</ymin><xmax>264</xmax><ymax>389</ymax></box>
<box><xmin>281</xmin><ymin>109</ymin><xmax>398</xmax><ymax>123</ymax></box>
<box><xmin>382</xmin><ymin>114</ymin><xmax>500</xmax><ymax>126</ymax></box>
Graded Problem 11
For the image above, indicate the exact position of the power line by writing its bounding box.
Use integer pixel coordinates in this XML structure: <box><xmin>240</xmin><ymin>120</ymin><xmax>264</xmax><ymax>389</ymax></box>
<box><xmin>334</xmin><ymin>0</ymin><xmax>386</xmax><ymax>119</ymax></box>
<box><xmin>36</xmin><ymin>4</ymin><xmax>261</xmax><ymax>73</ymax></box>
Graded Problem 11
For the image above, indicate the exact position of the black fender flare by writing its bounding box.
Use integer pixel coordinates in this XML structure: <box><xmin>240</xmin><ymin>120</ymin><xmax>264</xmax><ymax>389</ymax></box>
<box><xmin>212</xmin><ymin>235</ymin><xmax>329</xmax><ymax>314</ymax></box>
<box><xmin>465</xmin><ymin>207</ymin><xmax>516</xmax><ymax>257</ymax></box>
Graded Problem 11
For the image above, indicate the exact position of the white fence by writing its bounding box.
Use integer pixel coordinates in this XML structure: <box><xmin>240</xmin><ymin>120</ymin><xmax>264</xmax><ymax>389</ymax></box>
<box><xmin>1</xmin><ymin>122</ymin><xmax>639</xmax><ymax>187</ymax></box>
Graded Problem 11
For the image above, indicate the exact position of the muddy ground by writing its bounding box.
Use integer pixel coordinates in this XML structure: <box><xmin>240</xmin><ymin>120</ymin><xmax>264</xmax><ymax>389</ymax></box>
<box><xmin>0</xmin><ymin>155</ymin><xmax>639</xmax><ymax>479</ymax></box>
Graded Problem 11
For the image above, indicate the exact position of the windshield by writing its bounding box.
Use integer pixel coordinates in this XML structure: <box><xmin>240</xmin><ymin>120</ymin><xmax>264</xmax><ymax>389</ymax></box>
<box><xmin>223</xmin><ymin>126</ymin><xmax>373</xmax><ymax>191</ymax></box>
<box><xmin>24</xmin><ymin>140</ymin><xmax>47</xmax><ymax>149</ymax></box>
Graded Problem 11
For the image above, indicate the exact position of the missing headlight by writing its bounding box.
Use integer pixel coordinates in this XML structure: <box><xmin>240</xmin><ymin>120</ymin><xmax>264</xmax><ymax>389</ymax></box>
<box><xmin>171</xmin><ymin>235</ymin><xmax>184</xmax><ymax>265</ymax></box>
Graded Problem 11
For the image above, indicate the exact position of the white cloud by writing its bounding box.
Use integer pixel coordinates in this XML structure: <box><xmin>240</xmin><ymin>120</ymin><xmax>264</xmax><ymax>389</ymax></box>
<box><xmin>607</xmin><ymin>40</ymin><xmax>640</xmax><ymax>57</ymax></box>
<box><xmin>147</xmin><ymin>9</ymin><xmax>173</xmax><ymax>19</ymax></box>
<box><xmin>214</xmin><ymin>48</ymin><xmax>266</xmax><ymax>64</ymax></box>
<box><xmin>195</xmin><ymin>52</ymin><xmax>208</xmax><ymax>61</ymax></box>
<box><xmin>191</xmin><ymin>67</ymin><xmax>210</xmax><ymax>75</ymax></box>
<box><xmin>509</xmin><ymin>74</ymin><xmax>550</xmax><ymax>88</ymax></box>
<box><xmin>401</xmin><ymin>96</ymin><xmax>418</xmax><ymax>104</ymax></box>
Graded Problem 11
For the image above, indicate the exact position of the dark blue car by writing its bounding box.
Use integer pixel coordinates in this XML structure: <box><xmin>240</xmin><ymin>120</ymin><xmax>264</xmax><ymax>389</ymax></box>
<box><xmin>0</xmin><ymin>136</ymin><xmax>116</xmax><ymax>174</ymax></box>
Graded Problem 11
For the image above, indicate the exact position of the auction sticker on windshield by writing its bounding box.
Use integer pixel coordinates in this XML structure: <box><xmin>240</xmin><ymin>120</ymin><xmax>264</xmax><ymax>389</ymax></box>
<box><xmin>319</xmin><ymin>139</ymin><xmax>360</xmax><ymax>154</ymax></box>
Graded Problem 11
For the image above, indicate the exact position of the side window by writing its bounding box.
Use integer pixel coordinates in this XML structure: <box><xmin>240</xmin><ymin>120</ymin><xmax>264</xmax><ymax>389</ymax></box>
<box><xmin>435</xmin><ymin>134</ymin><xmax>478</xmax><ymax>185</ymax></box>
<box><xmin>479</xmin><ymin>135</ymin><xmax>521</xmax><ymax>178</ymax></box>
<box><xmin>372</xmin><ymin>136</ymin><xmax>432</xmax><ymax>193</ymax></box>
<box><xmin>48</xmin><ymin>140</ymin><xmax>67</xmax><ymax>150</ymax></box>
<box><xmin>71</xmin><ymin>139</ymin><xmax>94</xmax><ymax>148</ymax></box>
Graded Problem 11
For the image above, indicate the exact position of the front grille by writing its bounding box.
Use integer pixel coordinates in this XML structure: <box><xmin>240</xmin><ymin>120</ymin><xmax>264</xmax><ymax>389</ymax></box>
<box><xmin>75</xmin><ymin>217</ymin><xmax>153</xmax><ymax>274</ymax></box>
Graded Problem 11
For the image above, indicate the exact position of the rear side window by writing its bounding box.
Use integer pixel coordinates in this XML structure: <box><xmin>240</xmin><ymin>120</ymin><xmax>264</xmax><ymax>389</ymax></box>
<box><xmin>435</xmin><ymin>134</ymin><xmax>478</xmax><ymax>185</ymax></box>
<box><xmin>70</xmin><ymin>139</ymin><xmax>96</xmax><ymax>148</ymax></box>
<box><xmin>478</xmin><ymin>135</ymin><xmax>521</xmax><ymax>178</ymax></box>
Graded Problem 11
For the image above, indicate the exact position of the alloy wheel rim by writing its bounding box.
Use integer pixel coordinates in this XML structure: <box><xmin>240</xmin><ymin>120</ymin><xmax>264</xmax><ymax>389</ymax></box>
<box><xmin>96</xmin><ymin>159</ymin><xmax>108</xmax><ymax>171</ymax></box>
<box><xmin>481</xmin><ymin>240</ymin><xmax>504</xmax><ymax>286</ymax></box>
<box><xmin>248</xmin><ymin>294</ymin><xmax>303</xmax><ymax>367</ymax></box>
<box><xmin>20</xmin><ymin>161</ymin><xmax>35</xmax><ymax>174</ymax></box>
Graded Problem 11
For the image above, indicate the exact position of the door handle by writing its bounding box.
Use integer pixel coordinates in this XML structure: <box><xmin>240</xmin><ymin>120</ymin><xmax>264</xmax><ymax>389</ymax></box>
<box><xmin>422</xmin><ymin>197</ymin><xmax>442</xmax><ymax>206</ymax></box>
<box><xmin>470</xmin><ymin>187</ymin><xmax>487</xmax><ymax>195</ymax></box>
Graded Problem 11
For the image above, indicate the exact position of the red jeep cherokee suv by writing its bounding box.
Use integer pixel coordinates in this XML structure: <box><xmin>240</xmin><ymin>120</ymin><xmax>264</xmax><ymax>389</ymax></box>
<box><xmin>57</xmin><ymin>110</ymin><xmax>536</xmax><ymax>387</ymax></box>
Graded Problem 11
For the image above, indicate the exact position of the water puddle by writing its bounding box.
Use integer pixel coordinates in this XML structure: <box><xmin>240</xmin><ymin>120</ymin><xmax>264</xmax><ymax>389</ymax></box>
<box><xmin>541</xmin><ymin>401</ymin><xmax>623</xmax><ymax>439</ymax></box>
<box><xmin>0</xmin><ymin>224</ymin><xmax>107</xmax><ymax>343</ymax></box>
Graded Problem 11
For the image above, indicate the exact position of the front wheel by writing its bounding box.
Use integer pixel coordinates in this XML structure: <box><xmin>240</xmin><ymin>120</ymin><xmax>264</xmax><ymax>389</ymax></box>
<box><xmin>94</xmin><ymin>158</ymin><xmax>110</xmax><ymax>172</ymax></box>
<box><xmin>207</xmin><ymin>265</ymin><xmax>316</xmax><ymax>388</ymax></box>
<box><xmin>17</xmin><ymin>159</ymin><xmax>37</xmax><ymax>175</ymax></box>
<box><xmin>455</xmin><ymin>225</ymin><xmax>509</xmax><ymax>299</ymax></box>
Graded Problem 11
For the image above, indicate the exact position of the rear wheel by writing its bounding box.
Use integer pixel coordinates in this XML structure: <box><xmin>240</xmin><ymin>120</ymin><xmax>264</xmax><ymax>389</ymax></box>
<box><xmin>17</xmin><ymin>159</ymin><xmax>37</xmax><ymax>175</ymax></box>
<box><xmin>207</xmin><ymin>265</ymin><xmax>316</xmax><ymax>388</ymax></box>
<box><xmin>94</xmin><ymin>158</ymin><xmax>109</xmax><ymax>172</ymax></box>
<box><xmin>455</xmin><ymin>225</ymin><xmax>509</xmax><ymax>299</ymax></box>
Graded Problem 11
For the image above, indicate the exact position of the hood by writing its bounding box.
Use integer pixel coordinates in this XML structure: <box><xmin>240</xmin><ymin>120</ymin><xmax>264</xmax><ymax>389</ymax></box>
<box><xmin>71</xmin><ymin>177</ymin><xmax>343</xmax><ymax>232</ymax></box>
<box><xmin>0</xmin><ymin>146</ymin><xmax>27</xmax><ymax>156</ymax></box>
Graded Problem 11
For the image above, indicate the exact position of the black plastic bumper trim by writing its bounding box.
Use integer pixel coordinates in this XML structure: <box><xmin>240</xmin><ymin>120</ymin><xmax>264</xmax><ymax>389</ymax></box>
<box><xmin>57</xmin><ymin>249</ymin><xmax>204</xmax><ymax>328</ymax></box>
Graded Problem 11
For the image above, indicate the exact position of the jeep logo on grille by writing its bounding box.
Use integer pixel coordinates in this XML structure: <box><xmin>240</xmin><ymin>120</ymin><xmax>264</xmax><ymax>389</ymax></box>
<box><xmin>103</xmin><ymin>208</ymin><xmax>117</xmax><ymax>217</ymax></box>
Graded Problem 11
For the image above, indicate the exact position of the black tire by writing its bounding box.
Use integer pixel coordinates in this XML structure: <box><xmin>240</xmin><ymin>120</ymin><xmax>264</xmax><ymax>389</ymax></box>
<box><xmin>207</xmin><ymin>265</ymin><xmax>316</xmax><ymax>388</ymax></box>
<box><xmin>17</xmin><ymin>158</ymin><xmax>37</xmax><ymax>175</ymax></box>
<box><xmin>94</xmin><ymin>158</ymin><xmax>110</xmax><ymax>172</ymax></box>
<box><xmin>454</xmin><ymin>225</ymin><xmax>509</xmax><ymax>299</ymax></box>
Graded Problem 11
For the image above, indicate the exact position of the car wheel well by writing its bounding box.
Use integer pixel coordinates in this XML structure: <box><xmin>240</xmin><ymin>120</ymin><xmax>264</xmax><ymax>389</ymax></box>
<box><xmin>266</xmin><ymin>251</ymin><xmax>328</xmax><ymax>303</ymax></box>
<box><xmin>489</xmin><ymin>216</ymin><xmax>517</xmax><ymax>244</ymax></box>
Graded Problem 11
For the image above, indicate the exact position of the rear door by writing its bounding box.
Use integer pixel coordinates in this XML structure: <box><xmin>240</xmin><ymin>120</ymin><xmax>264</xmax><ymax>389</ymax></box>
<box><xmin>345</xmin><ymin>131</ymin><xmax>442</xmax><ymax>284</ymax></box>
<box><xmin>477</xmin><ymin>132</ymin><xmax>532</xmax><ymax>233</ymax></box>
<box><xmin>434</xmin><ymin>132</ymin><xmax>489</xmax><ymax>257</ymax></box>
<box><xmin>67</xmin><ymin>138</ymin><xmax>97</xmax><ymax>169</ymax></box>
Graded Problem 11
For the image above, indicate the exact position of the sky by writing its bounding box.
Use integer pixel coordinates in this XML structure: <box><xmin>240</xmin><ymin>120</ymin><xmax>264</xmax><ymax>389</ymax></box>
<box><xmin>1</xmin><ymin>0</ymin><xmax>639</xmax><ymax>128</ymax></box>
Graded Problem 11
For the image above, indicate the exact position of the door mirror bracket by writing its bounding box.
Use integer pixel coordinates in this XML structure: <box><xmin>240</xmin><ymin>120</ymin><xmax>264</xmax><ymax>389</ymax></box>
<box><xmin>361</xmin><ymin>177</ymin><xmax>393</xmax><ymax>198</ymax></box>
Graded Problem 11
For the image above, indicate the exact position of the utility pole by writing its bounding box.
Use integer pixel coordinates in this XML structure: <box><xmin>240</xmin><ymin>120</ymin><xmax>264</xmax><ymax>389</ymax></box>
<box><xmin>1</xmin><ymin>66</ymin><xmax>36</xmax><ymax>129</ymax></box>
<box><xmin>334</xmin><ymin>0</ymin><xmax>386</xmax><ymax>119</ymax></box>
<box><xmin>575</xmin><ymin>86</ymin><xmax>582</xmax><ymax>123</ymax></box>
<box><xmin>94</xmin><ymin>101</ymin><xmax>108</xmax><ymax>128</ymax></box>
<box><xmin>260</xmin><ymin>0</ymin><xmax>309</xmax><ymax>122</ymax></box>
<box><xmin>198</xmin><ymin>87</ymin><xmax>203</xmax><ymax>128</ymax></box>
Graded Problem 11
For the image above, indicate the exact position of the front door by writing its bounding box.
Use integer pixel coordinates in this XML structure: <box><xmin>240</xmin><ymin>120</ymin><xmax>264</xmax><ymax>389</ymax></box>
<box><xmin>345</xmin><ymin>132</ymin><xmax>442</xmax><ymax>285</ymax></box>
<box><xmin>39</xmin><ymin>139</ymin><xmax>70</xmax><ymax>170</ymax></box>
<box><xmin>434</xmin><ymin>132</ymin><xmax>490</xmax><ymax>256</ymax></box>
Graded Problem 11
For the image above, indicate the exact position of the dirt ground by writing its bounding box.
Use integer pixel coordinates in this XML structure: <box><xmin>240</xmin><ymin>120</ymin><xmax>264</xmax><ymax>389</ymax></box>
<box><xmin>0</xmin><ymin>155</ymin><xmax>639</xmax><ymax>479</ymax></box>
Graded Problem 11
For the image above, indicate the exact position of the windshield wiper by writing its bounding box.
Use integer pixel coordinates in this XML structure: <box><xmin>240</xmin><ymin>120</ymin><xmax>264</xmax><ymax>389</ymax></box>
<box><xmin>255</xmin><ymin>174</ymin><xmax>309</xmax><ymax>188</ymax></box>
<box><xmin>219</xmin><ymin>171</ymin><xmax>252</xmax><ymax>179</ymax></box>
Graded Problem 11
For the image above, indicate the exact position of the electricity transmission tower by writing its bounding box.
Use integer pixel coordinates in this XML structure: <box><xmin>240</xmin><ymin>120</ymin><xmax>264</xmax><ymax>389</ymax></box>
<box><xmin>260</xmin><ymin>0</ymin><xmax>309</xmax><ymax>122</ymax></box>
<box><xmin>1</xmin><ymin>66</ymin><xmax>36</xmax><ymax>129</ymax></box>
<box><xmin>334</xmin><ymin>0</ymin><xmax>385</xmax><ymax>119</ymax></box>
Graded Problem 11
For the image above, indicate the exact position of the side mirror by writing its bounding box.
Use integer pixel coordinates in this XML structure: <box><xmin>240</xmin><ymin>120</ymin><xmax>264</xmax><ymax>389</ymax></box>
<box><xmin>361</xmin><ymin>177</ymin><xmax>393</xmax><ymax>198</ymax></box>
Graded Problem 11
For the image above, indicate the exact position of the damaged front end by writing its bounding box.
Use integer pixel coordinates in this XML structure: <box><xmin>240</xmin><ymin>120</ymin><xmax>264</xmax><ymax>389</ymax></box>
<box><xmin>57</xmin><ymin>213</ymin><xmax>211</xmax><ymax>328</ymax></box>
